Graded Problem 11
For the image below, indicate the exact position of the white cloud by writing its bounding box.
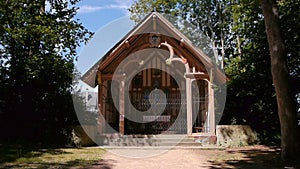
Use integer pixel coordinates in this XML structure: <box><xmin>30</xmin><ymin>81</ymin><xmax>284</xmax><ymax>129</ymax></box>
<box><xmin>113</xmin><ymin>0</ymin><xmax>133</xmax><ymax>8</ymax></box>
<box><xmin>113</xmin><ymin>0</ymin><xmax>133</xmax><ymax>15</ymax></box>
<box><xmin>77</xmin><ymin>0</ymin><xmax>133</xmax><ymax>15</ymax></box>
<box><xmin>78</xmin><ymin>5</ymin><xmax>104</xmax><ymax>14</ymax></box>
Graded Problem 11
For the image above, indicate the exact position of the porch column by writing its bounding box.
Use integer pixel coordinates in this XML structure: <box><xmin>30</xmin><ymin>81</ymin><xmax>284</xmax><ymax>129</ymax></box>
<box><xmin>119</xmin><ymin>75</ymin><xmax>126</xmax><ymax>135</ymax></box>
<box><xmin>186</xmin><ymin>77</ymin><xmax>193</xmax><ymax>135</ymax></box>
<box><xmin>208</xmin><ymin>81</ymin><xmax>215</xmax><ymax>135</ymax></box>
<box><xmin>97</xmin><ymin>84</ymin><xmax>103</xmax><ymax>134</ymax></box>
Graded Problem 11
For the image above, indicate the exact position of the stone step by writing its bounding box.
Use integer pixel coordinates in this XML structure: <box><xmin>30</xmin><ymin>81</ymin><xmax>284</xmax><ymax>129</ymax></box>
<box><xmin>107</xmin><ymin>140</ymin><xmax>202</xmax><ymax>146</ymax></box>
<box><xmin>100</xmin><ymin>134</ymin><xmax>213</xmax><ymax>147</ymax></box>
<box><xmin>100</xmin><ymin>146</ymin><xmax>225</xmax><ymax>150</ymax></box>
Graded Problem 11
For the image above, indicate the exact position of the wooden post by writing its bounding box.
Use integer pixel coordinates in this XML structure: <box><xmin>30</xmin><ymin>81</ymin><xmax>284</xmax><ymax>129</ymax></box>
<box><xmin>102</xmin><ymin>81</ymin><xmax>106</xmax><ymax>131</ymax></box>
<box><xmin>186</xmin><ymin>77</ymin><xmax>193</xmax><ymax>135</ymax></box>
<box><xmin>208</xmin><ymin>81</ymin><xmax>215</xmax><ymax>135</ymax></box>
<box><xmin>119</xmin><ymin>75</ymin><xmax>125</xmax><ymax>135</ymax></box>
<box><xmin>97</xmin><ymin>84</ymin><xmax>103</xmax><ymax>135</ymax></box>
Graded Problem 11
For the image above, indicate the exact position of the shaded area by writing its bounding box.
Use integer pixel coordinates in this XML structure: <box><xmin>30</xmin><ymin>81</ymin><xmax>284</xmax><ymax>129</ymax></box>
<box><xmin>0</xmin><ymin>143</ymin><xmax>67</xmax><ymax>164</ymax></box>
<box><xmin>208</xmin><ymin>146</ymin><xmax>298</xmax><ymax>169</ymax></box>
<box><xmin>0</xmin><ymin>143</ymin><xmax>107</xmax><ymax>169</ymax></box>
<box><xmin>2</xmin><ymin>159</ymin><xmax>115</xmax><ymax>169</ymax></box>
<box><xmin>88</xmin><ymin>159</ymin><xmax>116</xmax><ymax>169</ymax></box>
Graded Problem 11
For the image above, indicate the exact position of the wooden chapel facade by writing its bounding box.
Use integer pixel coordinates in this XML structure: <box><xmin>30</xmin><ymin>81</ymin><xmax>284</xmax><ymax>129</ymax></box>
<box><xmin>82</xmin><ymin>12</ymin><xmax>226</xmax><ymax>137</ymax></box>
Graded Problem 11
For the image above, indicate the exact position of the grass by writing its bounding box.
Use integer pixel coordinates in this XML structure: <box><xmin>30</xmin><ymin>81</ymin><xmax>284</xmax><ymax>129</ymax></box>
<box><xmin>0</xmin><ymin>143</ymin><xmax>106</xmax><ymax>169</ymax></box>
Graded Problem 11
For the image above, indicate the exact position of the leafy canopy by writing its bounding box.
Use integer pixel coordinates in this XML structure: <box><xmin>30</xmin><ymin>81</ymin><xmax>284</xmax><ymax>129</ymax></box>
<box><xmin>0</xmin><ymin>0</ymin><xmax>93</xmax><ymax>143</ymax></box>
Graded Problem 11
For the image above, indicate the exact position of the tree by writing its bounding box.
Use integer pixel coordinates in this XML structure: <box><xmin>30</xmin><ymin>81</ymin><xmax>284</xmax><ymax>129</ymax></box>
<box><xmin>0</xmin><ymin>0</ymin><xmax>92</xmax><ymax>143</ymax></box>
<box><xmin>261</xmin><ymin>0</ymin><xmax>300</xmax><ymax>163</ymax></box>
<box><xmin>129</xmin><ymin>0</ymin><xmax>234</xmax><ymax>68</ymax></box>
<box><xmin>223</xmin><ymin>0</ymin><xmax>280</xmax><ymax>144</ymax></box>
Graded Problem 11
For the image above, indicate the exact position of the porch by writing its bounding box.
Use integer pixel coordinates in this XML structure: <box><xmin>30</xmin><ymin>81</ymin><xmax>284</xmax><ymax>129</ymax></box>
<box><xmin>99</xmin><ymin>67</ymin><xmax>213</xmax><ymax>136</ymax></box>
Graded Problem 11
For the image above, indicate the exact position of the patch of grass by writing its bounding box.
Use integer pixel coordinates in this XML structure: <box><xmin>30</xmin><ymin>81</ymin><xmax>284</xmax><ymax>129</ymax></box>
<box><xmin>0</xmin><ymin>144</ymin><xmax>106</xmax><ymax>169</ymax></box>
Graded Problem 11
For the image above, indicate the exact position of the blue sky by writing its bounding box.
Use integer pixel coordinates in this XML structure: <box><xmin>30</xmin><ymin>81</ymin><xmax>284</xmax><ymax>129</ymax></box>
<box><xmin>76</xmin><ymin>0</ymin><xmax>134</xmax><ymax>32</ymax></box>
<box><xmin>75</xmin><ymin>0</ymin><xmax>136</xmax><ymax>74</ymax></box>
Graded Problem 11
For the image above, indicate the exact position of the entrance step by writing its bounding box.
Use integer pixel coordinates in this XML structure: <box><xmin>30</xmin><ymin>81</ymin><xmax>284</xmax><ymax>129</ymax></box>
<box><xmin>98</xmin><ymin>134</ymin><xmax>216</xmax><ymax>147</ymax></box>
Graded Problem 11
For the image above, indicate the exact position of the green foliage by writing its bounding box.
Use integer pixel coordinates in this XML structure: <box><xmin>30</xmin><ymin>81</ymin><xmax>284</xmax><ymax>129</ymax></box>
<box><xmin>222</xmin><ymin>0</ymin><xmax>300</xmax><ymax>144</ymax></box>
<box><xmin>129</xmin><ymin>0</ymin><xmax>235</xmax><ymax>66</ymax></box>
<box><xmin>129</xmin><ymin>0</ymin><xmax>300</xmax><ymax>144</ymax></box>
<box><xmin>0</xmin><ymin>0</ymin><xmax>92</xmax><ymax>144</ymax></box>
<box><xmin>223</xmin><ymin>0</ymin><xmax>280</xmax><ymax>144</ymax></box>
<box><xmin>278</xmin><ymin>0</ymin><xmax>300</xmax><ymax>112</ymax></box>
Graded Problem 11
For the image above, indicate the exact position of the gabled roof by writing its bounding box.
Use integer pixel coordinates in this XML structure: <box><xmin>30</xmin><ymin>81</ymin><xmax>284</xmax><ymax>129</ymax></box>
<box><xmin>81</xmin><ymin>12</ymin><xmax>225</xmax><ymax>87</ymax></box>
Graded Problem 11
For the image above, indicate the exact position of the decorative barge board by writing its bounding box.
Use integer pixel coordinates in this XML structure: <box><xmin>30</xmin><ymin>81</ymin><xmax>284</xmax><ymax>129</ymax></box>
<box><xmin>81</xmin><ymin>12</ymin><xmax>226</xmax><ymax>141</ymax></box>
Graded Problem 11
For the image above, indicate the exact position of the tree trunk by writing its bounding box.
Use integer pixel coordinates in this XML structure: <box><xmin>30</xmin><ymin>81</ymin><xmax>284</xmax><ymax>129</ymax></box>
<box><xmin>261</xmin><ymin>0</ymin><xmax>300</xmax><ymax>164</ymax></box>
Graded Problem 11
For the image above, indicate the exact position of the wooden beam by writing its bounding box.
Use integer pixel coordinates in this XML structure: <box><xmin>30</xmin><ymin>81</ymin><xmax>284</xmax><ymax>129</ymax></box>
<box><xmin>166</xmin><ymin>36</ymin><xmax>207</xmax><ymax>73</ymax></box>
<box><xmin>185</xmin><ymin>73</ymin><xmax>209</xmax><ymax>80</ymax></box>
<box><xmin>102</xmin><ymin>34</ymin><xmax>149</xmax><ymax>73</ymax></box>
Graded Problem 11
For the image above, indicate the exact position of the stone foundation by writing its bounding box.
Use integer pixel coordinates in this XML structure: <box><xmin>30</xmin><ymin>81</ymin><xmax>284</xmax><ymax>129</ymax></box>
<box><xmin>216</xmin><ymin>125</ymin><xmax>259</xmax><ymax>147</ymax></box>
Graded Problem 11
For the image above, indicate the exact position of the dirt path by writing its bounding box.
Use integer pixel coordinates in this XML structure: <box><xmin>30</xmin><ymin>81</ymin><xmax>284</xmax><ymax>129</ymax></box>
<box><xmin>88</xmin><ymin>145</ymin><xmax>283</xmax><ymax>169</ymax></box>
<box><xmin>95</xmin><ymin>149</ymin><xmax>212</xmax><ymax>169</ymax></box>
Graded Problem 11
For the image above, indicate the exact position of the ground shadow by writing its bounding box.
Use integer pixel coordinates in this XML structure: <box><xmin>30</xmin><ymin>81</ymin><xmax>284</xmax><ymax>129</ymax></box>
<box><xmin>0</xmin><ymin>142</ymin><xmax>71</xmax><ymax>164</ymax></box>
<box><xmin>2</xmin><ymin>159</ymin><xmax>116</xmax><ymax>169</ymax></box>
<box><xmin>0</xmin><ymin>142</ymin><xmax>110</xmax><ymax>169</ymax></box>
<box><xmin>86</xmin><ymin>159</ymin><xmax>116</xmax><ymax>169</ymax></box>
<box><xmin>208</xmin><ymin>146</ymin><xmax>300</xmax><ymax>169</ymax></box>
